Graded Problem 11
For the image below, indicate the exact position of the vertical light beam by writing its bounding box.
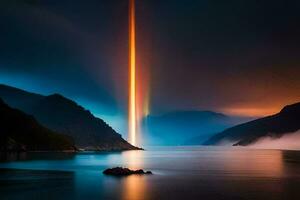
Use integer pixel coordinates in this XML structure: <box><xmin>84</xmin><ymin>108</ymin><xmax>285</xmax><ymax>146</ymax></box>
<box><xmin>129</xmin><ymin>0</ymin><xmax>136</xmax><ymax>145</ymax></box>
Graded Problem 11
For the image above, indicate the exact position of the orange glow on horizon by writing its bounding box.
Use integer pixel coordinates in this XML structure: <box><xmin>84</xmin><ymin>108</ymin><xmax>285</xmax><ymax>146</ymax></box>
<box><xmin>129</xmin><ymin>0</ymin><xmax>136</xmax><ymax>146</ymax></box>
<box><xmin>221</xmin><ymin>107</ymin><xmax>280</xmax><ymax>117</ymax></box>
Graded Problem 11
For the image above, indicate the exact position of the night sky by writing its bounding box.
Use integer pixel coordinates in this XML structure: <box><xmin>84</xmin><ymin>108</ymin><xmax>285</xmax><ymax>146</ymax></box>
<box><xmin>1</xmin><ymin>0</ymin><xmax>300</xmax><ymax>133</ymax></box>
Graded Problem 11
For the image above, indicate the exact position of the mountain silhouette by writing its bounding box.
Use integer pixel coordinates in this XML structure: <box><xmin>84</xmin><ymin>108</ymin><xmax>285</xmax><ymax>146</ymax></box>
<box><xmin>0</xmin><ymin>84</ymin><xmax>139</xmax><ymax>151</ymax></box>
<box><xmin>142</xmin><ymin>110</ymin><xmax>249</xmax><ymax>145</ymax></box>
<box><xmin>0</xmin><ymin>98</ymin><xmax>75</xmax><ymax>152</ymax></box>
<box><xmin>204</xmin><ymin>102</ymin><xmax>300</xmax><ymax>146</ymax></box>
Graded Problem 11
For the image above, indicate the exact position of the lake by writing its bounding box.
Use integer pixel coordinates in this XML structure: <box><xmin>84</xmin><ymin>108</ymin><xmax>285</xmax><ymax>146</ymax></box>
<box><xmin>1</xmin><ymin>146</ymin><xmax>300</xmax><ymax>200</ymax></box>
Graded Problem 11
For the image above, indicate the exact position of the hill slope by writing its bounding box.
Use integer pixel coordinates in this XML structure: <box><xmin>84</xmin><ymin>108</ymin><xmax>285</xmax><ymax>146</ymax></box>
<box><xmin>142</xmin><ymin>111</ymin><xmax>249</xmax><ymax>145</ymax></box>
<box><xmin>204</xmin><ymin>102</ymin><xmax>300</xmax><ymax>146</ymax></box>
<box><xmin>0</xmin><ymin>84</ymin><xmax>138</xmax><ymax>151</ymax></box>
<box><xmin>0</xmin><ymin>98</ymin><xmax>75</xmax><ymax>152</ymax></box>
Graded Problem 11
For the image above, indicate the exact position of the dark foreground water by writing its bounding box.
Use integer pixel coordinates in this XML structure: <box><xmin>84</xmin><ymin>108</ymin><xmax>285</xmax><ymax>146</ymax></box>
<box><xmin>1</xmin><ymin>146</ymin><xmax>300</xmax><ymax>200</ymax></box>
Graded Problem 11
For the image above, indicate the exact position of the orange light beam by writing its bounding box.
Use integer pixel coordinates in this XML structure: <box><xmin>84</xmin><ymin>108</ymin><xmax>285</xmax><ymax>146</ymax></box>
<box><xmin>129</xmin><ymin>0</ymin><xmax>136</xmax><ymax>145</ymax></box>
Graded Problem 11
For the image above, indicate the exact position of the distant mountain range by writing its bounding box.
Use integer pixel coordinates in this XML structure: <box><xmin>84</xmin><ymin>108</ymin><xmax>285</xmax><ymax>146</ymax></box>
<box><xmin>142</xmin><ymin>111</ymin><xmax>250</xmax><ymax>145</ymax></box>
<box><xmin>204</xmin><ymin>102</ymin><xmax>300</xmax><ymax>146</ymax></box>
<box><xmin>0</xmin><ymin>98</ymin><xmax>75</xmax><ymax>152</ymax></box>
<box><xmin>0</xmin><ymin>84</ymin><xmax>139</xmax><ymax>151</ymax></box>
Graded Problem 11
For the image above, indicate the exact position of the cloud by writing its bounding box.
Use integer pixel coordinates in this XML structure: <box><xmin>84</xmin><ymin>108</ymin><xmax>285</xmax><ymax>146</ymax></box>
<box><xmin>249</xmin><ymin>130</ymin><xmax>300</xmax><ymax>150</ymax></box>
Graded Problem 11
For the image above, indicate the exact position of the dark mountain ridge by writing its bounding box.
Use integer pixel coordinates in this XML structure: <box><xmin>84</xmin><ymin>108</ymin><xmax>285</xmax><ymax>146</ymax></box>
<box><xmin>0</xmin><ymin>84</ymin><xmax>139</xmax><ymax>151</ymax></box>
<box><xmin>149</xmin><ymin>110</ymin><xmax>228</xmax><ymax>121</ymax></box>
<box><xmin>204</xmin><ymin>102</ymin><xmax>300</xmax><ymax>146</ymax></box>
<box><xmin>0</xmin><ymin>84</ymin><xmax>43</xmax><ymax>109</ymax></box>
<box><xmin>0</xmin><ymin>98</ymin><xmax>75</xmax><ymax>152</ymax></box>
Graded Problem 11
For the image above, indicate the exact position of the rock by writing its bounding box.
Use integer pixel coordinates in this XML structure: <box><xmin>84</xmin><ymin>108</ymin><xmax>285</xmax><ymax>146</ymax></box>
<box><xmin>103</xmin><ymin>167</ymin><xmax>152</xmax><ymax>176</ymax></box>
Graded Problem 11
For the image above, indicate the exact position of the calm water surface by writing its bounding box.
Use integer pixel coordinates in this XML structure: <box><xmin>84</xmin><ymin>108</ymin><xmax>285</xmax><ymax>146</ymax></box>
<box><xmin>1</xmin><ymin>146</ymin><xmax>300</xmax><ymax>200</ymax></box>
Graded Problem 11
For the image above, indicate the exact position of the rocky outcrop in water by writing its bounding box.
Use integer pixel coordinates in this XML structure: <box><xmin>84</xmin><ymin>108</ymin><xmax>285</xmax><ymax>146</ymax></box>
<box><xmin>103</xmin><ymin>167</ymin><xmax>152</xmax><ymax>176</ymax></box>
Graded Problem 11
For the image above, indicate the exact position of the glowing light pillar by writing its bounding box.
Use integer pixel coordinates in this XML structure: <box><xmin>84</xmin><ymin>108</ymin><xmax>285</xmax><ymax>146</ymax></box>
<box><xmin>129</xmin><ymin>0</ymin><xmax>136</xmax><ymax>145</ymax></box>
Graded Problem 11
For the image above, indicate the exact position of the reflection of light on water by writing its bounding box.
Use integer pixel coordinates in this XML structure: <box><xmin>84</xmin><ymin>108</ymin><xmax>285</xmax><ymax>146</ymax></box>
<box><xmin>222</xmin><ymin>149</ymin><xmax>284</xmax><ymax>178</ymax></box>
<box><xmin>126</xmin><ymin>150</ymin><xmax>144</xmax><ymax>169</ymax></box>
<box><xmin>122</xmin><ymin>175</ymin><xmax>147</xmax><ymax>200</ymax></box>
<box><xmin>121</xmin><ymin>150</ymin><xmax>148</xmax><ymax>200</ymax></box>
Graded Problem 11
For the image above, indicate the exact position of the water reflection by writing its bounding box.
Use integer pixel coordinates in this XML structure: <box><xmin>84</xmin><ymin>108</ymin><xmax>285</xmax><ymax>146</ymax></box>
<box><xmin>122</xmin><ymin>150</ymin><xmax>145</xmax><ymax>169</ymax></box>
<box><xmin>0</xmin><ymin>168</ymin><xmax>76</xmax><ymax>199</ymax></box>
<box><xmin>0</xmin><ymin>152</ymin><xmax>76</xmax><ymax>162</ymax></box>
<box><xmin>0</xmin><ymin>152</ymin><xmax>28</xmax><ymax>162</ymax></box>
<box><xmin>122</xmin><ymin>175</ymin><xmax>148</xmax><ymax>200</ymax></box>
<box><xmin>221</xmin><ymin>149</ymin><xmax>284</xmax><ymax>178</ymax></box>
<box><xmin>2</xmin><ymin>147</ymin><xmax>300</xmax><ymax>200</ymax></box>
<box><xmin>121</xmin><ymin>150</ymin><xmax>148</xmax><ymax>200</ymax></box>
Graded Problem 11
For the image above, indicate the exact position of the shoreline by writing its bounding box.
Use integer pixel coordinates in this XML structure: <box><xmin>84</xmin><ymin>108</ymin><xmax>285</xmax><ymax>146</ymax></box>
<box><xmin>0</xmin><ymin>148</ymin><xmax>144</xmax><ymax>154</ymax></box>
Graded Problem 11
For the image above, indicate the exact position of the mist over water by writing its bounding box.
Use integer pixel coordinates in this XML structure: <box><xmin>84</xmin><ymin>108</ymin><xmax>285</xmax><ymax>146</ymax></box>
<box><xmin>249</xmin><ymin>130</ymin><xmax>300</xmax><ymax>150</ymax></box>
